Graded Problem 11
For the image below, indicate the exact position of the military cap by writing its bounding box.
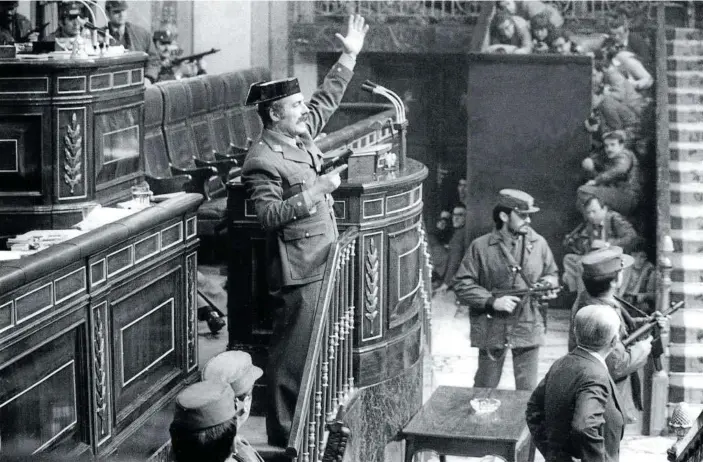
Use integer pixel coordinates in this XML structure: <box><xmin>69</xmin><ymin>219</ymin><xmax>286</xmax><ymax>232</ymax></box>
<box><xmin>105</xmin><ymin>0</ymin><xmax>128</xmax><ymax>12</ymax></box>
<box><xmin>201</xmin><ymin>351</ymin><xmax>263</xmax><ymax>396</ymax></box>
<box><xmin>172</xmin><ymin>381</ymin><xmax>236</xmax><ymax>431</ymax></box>
<box><xmin>581</xmin><ymin>245</ymin><xmax>633</xmax><ymax>278</ymax></box>
<box><xmin>245</xmin><ymin>78</ymin><xmax>301</xmax><ymax>106</ymax></box>
<box><xmin>497</xmin><ymin>189</ymin><xmax>540</xmax><ymax>213</ymax></box>
<box><xmin>602</xmin><ymin>129</ymin><xmax>626</xmax><ymax>143</ymax></box>
<box><xmin>59</xmin><ymin>1</ymin><xmax>83</xmax><ymax>17</ymax></box>
<box><xmin>153</xmin><ymin>30</ymin><xmax>174</xmax><ymax>44</ymax></box>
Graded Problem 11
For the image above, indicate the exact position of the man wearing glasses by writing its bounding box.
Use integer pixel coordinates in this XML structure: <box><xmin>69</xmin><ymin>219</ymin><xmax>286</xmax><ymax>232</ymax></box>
<box><xmin>453</xmin><ymin>189</ymin><xmax>559</xmax><ymax>390</ymax></box>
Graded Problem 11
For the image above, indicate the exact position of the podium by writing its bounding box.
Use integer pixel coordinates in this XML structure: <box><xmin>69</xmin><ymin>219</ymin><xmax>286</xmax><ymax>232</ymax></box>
<box><xmin>0</xmin><ymin>52</ymin><xmax>148</xmax><ymax>236</ymax></box>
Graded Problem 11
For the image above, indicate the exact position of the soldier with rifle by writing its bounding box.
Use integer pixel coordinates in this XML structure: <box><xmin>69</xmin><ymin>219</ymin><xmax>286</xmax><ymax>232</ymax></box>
<box><xmin>567</xmin><ymin>246</ymin><xmax>669</xmax><ymax>423</ymax></box>
<box><xmin>453</xmin><ymin>189</ymin><xmax>559</xmax><ymax>391</ymax></box>
<box><xmin>153</xmin><ymin>29</ymin><xmax>219</xmax><ymax>82</ymax></box>
<box><xmin>0</xmin><ymin>1</ymin><xmax>35</xmax><ymax>44</ymax></box>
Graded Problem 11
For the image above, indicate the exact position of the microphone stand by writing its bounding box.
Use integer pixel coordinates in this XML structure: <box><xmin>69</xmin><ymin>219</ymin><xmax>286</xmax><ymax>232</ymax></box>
<box><xmin>361</xmin><ymin>80</ymin><xmax>407</xmax><ymax>171</ymax></box>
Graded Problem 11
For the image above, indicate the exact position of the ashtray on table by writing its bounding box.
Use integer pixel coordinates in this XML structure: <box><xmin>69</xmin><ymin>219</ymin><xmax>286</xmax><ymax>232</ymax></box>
<box><xmin>470</xmin><ymin>398</ymin><xmax>501</xmax><ymax>414</ymax></box>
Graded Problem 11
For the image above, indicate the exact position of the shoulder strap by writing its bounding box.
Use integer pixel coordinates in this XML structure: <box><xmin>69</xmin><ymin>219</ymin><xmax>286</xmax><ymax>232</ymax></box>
<box><xmin>496</xmin><ymin>238</ymin><xmax>533</xmax><ymax>289</ymax></box>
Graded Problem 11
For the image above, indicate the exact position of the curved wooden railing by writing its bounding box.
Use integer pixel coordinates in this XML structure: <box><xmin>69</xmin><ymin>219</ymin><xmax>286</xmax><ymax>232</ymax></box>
<box><xmin>286</xmin><ymin>227</ymin><xmax>359</xmax><ymax>461</ymax></box>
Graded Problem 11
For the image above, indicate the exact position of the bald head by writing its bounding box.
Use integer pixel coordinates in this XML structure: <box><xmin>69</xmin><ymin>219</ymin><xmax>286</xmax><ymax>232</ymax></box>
<box><xmin>574</xmin><ymin>305</ymin><xmax>621</xmax><ymax>351</ymax></box>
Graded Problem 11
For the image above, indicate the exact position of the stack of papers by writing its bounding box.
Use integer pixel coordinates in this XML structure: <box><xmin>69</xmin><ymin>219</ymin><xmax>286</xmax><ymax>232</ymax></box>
<box><xmin>7</xmin><ymin>229</ymin><xmax>85</xmax><ymax>251</ymax></box>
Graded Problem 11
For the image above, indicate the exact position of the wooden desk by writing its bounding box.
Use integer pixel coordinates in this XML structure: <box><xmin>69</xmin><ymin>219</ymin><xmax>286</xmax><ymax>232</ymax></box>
<box><xmin>402</xmin><ymin>386</ymin><xmax>533</xmax><ymax>462</ymax></box>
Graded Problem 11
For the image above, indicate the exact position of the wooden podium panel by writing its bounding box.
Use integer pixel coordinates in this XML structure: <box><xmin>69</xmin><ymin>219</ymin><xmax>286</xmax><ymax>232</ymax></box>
<box><xmin>465</xmin><ymin>53</ymin><xmax>592</xmax><ymax>265</ymax></box>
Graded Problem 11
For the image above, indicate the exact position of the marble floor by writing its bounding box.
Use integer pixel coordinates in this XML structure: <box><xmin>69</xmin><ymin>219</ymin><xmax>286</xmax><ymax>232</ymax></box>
<box><xmin>197</xmin><ymin>265</ymin><xmax>676</xmax><ymax>462</ymax></box>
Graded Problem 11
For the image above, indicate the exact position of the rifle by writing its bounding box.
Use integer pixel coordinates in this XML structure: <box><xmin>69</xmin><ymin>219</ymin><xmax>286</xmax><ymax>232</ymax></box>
<box><xmin>171</xmin><ymin>48</ymin><xmax>220</xmax><ymax>66</ymax></box>
<box><xmin>20</xmin><ymin>22</ymin><xmax>50</xmax><ymax>42</ymax></box>
<box><xmin>492</xmin><ymin>284</ymin><xmax>562</xmax><ymax>299</ymax></box>
<box><xmin>321</xmin><ymin>149</ymin><xmax>353</xmax><ymax>175</ymax></box>
<box><xmin>622</xmin><ymin>300</ymin><xmax>684</xmax><ymax>370</ymax></box>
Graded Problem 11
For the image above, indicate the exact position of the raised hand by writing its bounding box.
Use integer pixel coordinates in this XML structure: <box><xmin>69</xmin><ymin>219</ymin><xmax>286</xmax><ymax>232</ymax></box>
<box><xmin>335</xmin><ymin>14</ymin><xmax>369</xmax><ymax>57</ymax></box>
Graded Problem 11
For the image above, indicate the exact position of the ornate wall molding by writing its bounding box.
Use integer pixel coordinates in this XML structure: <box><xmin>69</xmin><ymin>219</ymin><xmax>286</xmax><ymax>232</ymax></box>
<box><xmin>185</xmin><ymin>252</ymin><xmax>197</xmax><ymax>371</ymax></box>
<box><xmin>93</xmin><ymin>301</ymin><xmax>110</xmax><ymax>444</ymax></box>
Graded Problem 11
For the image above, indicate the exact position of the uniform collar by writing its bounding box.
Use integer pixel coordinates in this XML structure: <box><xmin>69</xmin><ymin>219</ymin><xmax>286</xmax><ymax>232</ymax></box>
<box><xmin>488</xmin><ymin>227</ymin><xmax>538</xmax><ymax>246</ymax></box>
<box><xmin>261</xmin><ymin>129</ymin><xmax>318</xmax><ymax>169</ymax></box>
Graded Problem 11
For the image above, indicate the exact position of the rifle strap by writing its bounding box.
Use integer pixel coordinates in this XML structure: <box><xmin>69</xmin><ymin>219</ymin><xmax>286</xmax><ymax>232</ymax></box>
<box><xmin>497</xmin><ymin>237</ymin><xmax>533</xmax><ymax>290</ymax></box>
<box><xmin>614</xmin><ymin>294</ymin><xmax>650</xmax><ymax>318</ymax></box>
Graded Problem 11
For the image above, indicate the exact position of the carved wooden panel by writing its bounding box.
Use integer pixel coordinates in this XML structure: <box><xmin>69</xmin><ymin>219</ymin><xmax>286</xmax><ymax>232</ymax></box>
<box><xmin>0</xmin><ymin>114</ymin><xmax>43</xmax><ymax>195</ymax></box>
<box><xmin>92</xmin><ymin>301</ymin><xmax>111</xmax><ymax>445</ymax></box>
<box><xmin>111</xmin><ymin>265</ymin><xmax>181</xmax><ymax>425</ymax></box>
<box><xmin>94</xmin><ymin>105</ymin><xmax>141</xmax><ymax>187</ymax></box>
<box><xmin>0</xmin><ymin>326</ymin><xmax>84</xmax><ymax>455</ymax></box>
<box><xmin>56</xmin><ymin>107</ymin><xmax>87</xmax><ymax>200</ymax></box>
<box><xmin>387</xmin><ymin>223</ymin><xmax>421</xmax><ymax>329</ymax></box>
<box><xmin>361</xmin><ymin>231</ymin><xmax>383</xmax><ymax>341</ymax></box>
<box><xmin>186</xmin><ymin>252</ymin><xmax>197</xmax><ymax>371</ymax></box>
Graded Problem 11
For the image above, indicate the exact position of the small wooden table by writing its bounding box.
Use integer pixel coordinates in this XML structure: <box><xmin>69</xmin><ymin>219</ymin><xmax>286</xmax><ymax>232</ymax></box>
<box><xmin>402</xmin><ymin>386</ymin><xmax>534</xmax><ymax>462</ymax></box>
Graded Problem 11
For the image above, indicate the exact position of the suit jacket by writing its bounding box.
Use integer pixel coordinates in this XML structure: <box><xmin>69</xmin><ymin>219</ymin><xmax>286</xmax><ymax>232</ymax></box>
<box><xmin>242</xmin><ymin>61</ymin><xmax>353</xmax><ymax>288</ymax></box>
<box><xmin>563</xmin><ymin>210</ymin><xmax>638</xmax><ymax>255</ymax></box>
<box><xmin>110</xmin><ymin>22</ymin><xmax>160</xmax><ymax>82</ymax></box>
<box><xmin>526</xmin><ymin>347</ymin><xmax>625</xmax><ymax>462</ymax></box>
<box><xmin>568</xmin><ymin>293</ymin><xmax>650</xmax><ymax>418</ymax></box>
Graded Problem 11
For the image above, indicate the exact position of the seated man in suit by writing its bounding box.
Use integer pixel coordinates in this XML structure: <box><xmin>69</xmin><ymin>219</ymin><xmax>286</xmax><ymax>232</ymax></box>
<box><xmin>562</xmin><ymin>196</ymin><xmax>637</xmax><ymax>294</ymax></box>
<box><xmin>527</xmin><ymin>304</ymin><xmax>625</xmax><ymax>461</ymax></box>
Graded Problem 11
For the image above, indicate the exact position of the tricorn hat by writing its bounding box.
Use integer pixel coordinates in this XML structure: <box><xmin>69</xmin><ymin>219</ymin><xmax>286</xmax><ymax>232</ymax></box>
<box><xmin>497</xmin><ymin>189</ymin><xmax>540</xmax><ymax>213</ymax></box>
<box><xmin>245</xmin><ymin>78</ymin><xmax>301</xmax><ymax>106</ymax></box>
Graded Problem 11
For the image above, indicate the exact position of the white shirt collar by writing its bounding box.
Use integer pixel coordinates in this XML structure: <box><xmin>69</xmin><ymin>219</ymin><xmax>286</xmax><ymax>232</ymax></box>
<box><xmin>579</xmin><ymin>346</ymin><xmax>608</xmax><ymax>370</ymax></box>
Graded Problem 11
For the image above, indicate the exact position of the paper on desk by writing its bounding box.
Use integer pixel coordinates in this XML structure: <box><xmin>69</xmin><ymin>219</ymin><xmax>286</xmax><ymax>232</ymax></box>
<box><xmin>73</xmin><ymin>205</ymin><xmax>137</xmax><ymax>231</ymax></box>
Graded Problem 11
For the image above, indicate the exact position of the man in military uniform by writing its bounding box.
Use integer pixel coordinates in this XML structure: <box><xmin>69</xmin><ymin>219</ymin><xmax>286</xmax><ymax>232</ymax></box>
<box><xmin>567</xmin><ymin>246</ymin><xmax>667</xmax><ymax>422</ymax></box>
<box><xmin>105</xmin><ymin>1</ymin><xmax>159</xmax><ymax>84</ymax></box>
<box><xmin>46</xmin><ymin>2</ymin><xmax>86</xmax><ymax>41</ymax></box>
<box><xmin>453</xmin><ymin>189</ymin><xmax>559</xmax><ymax>390</ymax></box>
<box><xmin>202</xmin><ymin>351</ymin><xmax>265</xmax><ymax>462</ymax></box>
<box><xmin>153</xmin><ymin>29</ymin><xmax>205</xmax><ymax>82</ymax></box>
<box><xmin>241</xmin><ymin>14</ymin><xmax>368</xmax><ymax>446</ymax></box>
<box><xmin>0</xmin><ymin>1</ymin><xmax>34</xmax><ymax>44</ymax></box>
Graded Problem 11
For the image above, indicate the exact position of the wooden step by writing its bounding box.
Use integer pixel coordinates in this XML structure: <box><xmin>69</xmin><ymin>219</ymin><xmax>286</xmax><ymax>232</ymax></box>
<box><xmin>669</xmin><ymin>103</ymin><xmax>703</xmax><ymax>123</ymax></box>
<box><xmin>239</xmin><ymin>416</ymin><xmax>288</xmax><ymax>462</ymax></box>
<box><xmin>668</xmin><ymin>71</ymin><xmax>703</xmax><ymax>89</ymax></box>
<box><xmin>668</xmin><ymin>40</ymin><xmax>703</xmax><ymax>57</ymax></box>
<box><xmin>670</xmin><ymin>122</ymin><xmax>703</xmax><ymax>143</ymax></box>
<box><xmin>667</xmin><ymin>28</ymin><xmax>703</xmax><ymax>41</ymax></box>
<box><xmin>668</xmin><ymin>56</ymin><xmax>703</xmax><ymax>72</ymax></box>
<box><xmin>669</xmin><ymin>87</ymin><xmax>703</xmax><ymax>104</ymax></box>
<box><xmin>670</xmin><ymin>141</ymin><xmax>703</xmax><ymax>161</ymax></box>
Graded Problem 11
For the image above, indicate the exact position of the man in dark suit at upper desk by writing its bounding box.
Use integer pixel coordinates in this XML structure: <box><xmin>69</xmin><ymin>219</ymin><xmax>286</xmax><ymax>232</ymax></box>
<box><xmin>241</xmin><ymin>14</ymin><xmax>368</xmax><ymax>446</ymax></box>
<box><xmin>526</xmin><ymin>304</ymin><xmax>625</xmax><ymax>462</ymax></box>
<box><xmin>105</xmin><ymin>1</ymin><xmax>160</xmax><ymax>85</ymax></box>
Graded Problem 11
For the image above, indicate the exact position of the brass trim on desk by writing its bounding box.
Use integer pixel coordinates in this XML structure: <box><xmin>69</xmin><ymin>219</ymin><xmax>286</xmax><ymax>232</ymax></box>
<box><xmin>185</xmin><ymin>217</ymin><xmax>197</xmax><ymax>239</ymax></box>
<box><xmin>90</xmin><ymin>72</ymin><xmax>112</xmax><ymax>92</ymax></box>
<box><xmin>15</xmin><ymin>281</ymin><xmax>54</xmax><ymax>324</ymax></box>
<box><xmin>54</xmin><ymin>267</ymin><xmax>87</xmax><ymax>305</ymax></box>
<box><xmin>90</xmin><ymin>259</ymin><xmax>107</xmax><ymax>287</ymax></box>
<box><xmin>134</xmin><ymin>232</ymin><xmax>161</xmax><ymax>264</ymax></box>
<box><xmin>0</xmin><ymin>76</ymin><xmax>49</xmax><ymax>94</ymax></box>
<box><xmin>0</xmin><ymin>300</ymin><xmax>14</xmax><ymax>334</ymax></box>
<box><xmin>120</xmin><ymin>297</ymin><xmax>176</xmax><ymax>387</ymax></box>
<box><xmin>0</xmin><ymin>139</ymin><xmax>18</xmax><ymax>172</ymax></box>
<box><xmin>106</xmin><ymin>245</ymin><xmax>134</xmax><ymax>278</ymax></box>
<box><xmin>57</xmin><ymin>76</ymin><xmax>87</xmax><ymax>94</ymax></box>
<box><xmin>161</xmin><ymin>222</ymin><xmax>183</xmax><ymax>251</ymax></box>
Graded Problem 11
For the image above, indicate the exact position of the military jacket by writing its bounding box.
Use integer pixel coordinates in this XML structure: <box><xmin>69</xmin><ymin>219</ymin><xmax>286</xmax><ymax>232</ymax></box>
<box><xmin>242</xmin><ymin>60</ymin><xmax>353</xmax><ymax>288</ymax></box>
<box><xmin>452</xmin><ymin>228</ymin><xmax>559</xmax><ymax>349</ymax></box>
